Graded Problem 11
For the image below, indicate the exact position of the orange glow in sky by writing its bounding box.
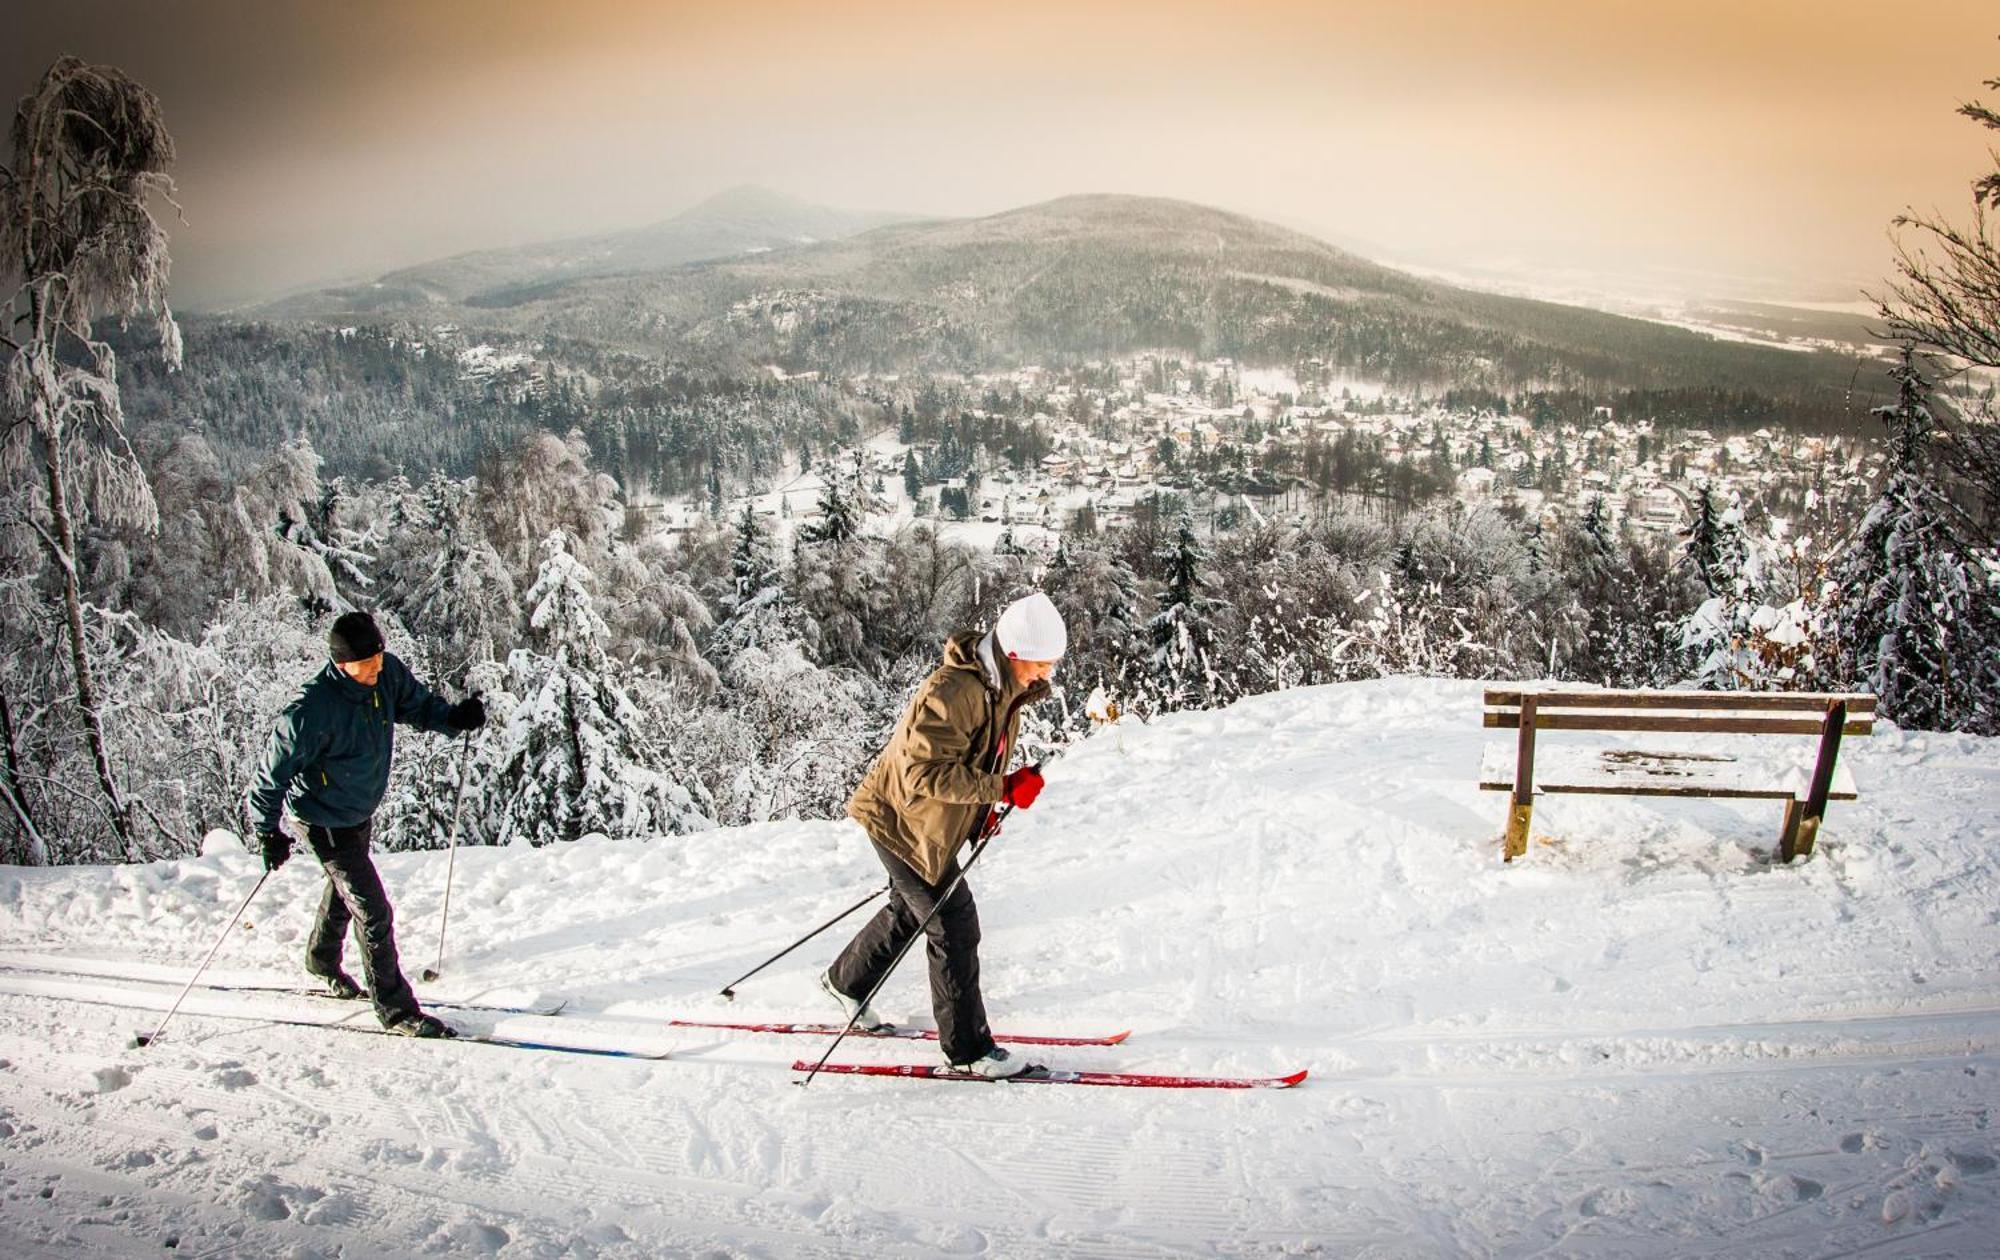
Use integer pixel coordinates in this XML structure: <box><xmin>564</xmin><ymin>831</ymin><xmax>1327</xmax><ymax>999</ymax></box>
<box><xmin>8</xmin><ymin>0</ymin><xmax>1997</xmax><ymax>308</ymax></box>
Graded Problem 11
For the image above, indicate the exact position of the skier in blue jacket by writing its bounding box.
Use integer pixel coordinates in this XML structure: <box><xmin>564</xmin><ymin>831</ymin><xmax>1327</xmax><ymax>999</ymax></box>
<box><xmin>248</xmin><ymin>612</ymin><xmax>485</xmax><ymax>1037</ymax></box>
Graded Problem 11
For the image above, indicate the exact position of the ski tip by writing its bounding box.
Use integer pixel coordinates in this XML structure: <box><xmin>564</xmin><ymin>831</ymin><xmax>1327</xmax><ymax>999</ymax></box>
<box><xmin>1107</xmin><ymin>1029</ymin><xmax>1132</xmax><ymax>1045</ymax></box>
<box><xmin>1276</xmin><ymin>1069</ymin><xmax>1309</xmax><ymax>1088</ymax></box>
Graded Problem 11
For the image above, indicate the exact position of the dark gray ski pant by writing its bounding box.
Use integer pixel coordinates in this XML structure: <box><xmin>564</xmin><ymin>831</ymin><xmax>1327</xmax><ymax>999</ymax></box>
<box><xmin>304</xmin><ymin>819</ymin><xmax>421</xmax><ymax>1027</ymax></box>
<box><xmin>827</xmin><ymin>839</ymin><xmax>995</xmax><ymax>1065</ymax></box>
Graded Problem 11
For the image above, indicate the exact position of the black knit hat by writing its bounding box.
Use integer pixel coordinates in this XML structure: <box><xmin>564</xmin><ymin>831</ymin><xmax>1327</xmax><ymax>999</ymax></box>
<box><xmin>328</xmin><ymin>611</ymin><xmax>385</xmax><ymax>663</ymax></box>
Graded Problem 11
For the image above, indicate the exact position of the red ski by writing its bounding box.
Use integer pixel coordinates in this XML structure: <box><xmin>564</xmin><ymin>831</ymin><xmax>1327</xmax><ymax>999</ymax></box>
<box><xmin>792</xmin><ymin>1060</ymin><xmax>1308</xmax><ymax>1090</ymax></box>
<box><xmin>672</xmin><ymin>1017</ymin><xmax>1128</xmax><ymax>1047</ymax></box>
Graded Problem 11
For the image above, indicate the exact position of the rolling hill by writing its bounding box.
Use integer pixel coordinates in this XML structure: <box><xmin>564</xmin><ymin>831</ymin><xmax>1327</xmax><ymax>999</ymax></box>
<box><xmin>255</xmin><ymin>190</ymin><xmax>1890</xmax><ymax>404</ymax></box>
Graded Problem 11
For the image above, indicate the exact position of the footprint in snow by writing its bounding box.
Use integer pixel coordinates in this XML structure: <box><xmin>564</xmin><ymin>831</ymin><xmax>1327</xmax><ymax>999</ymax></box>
<box><xmin>91</xmin><ymin>1066</ymin><xmax>132</xmax><ymax>1094</ymax></box>
<box><xmin>441</xmin><ymin>1220</ymin><xmax>510</xmax><ymax>1253</ymax></box>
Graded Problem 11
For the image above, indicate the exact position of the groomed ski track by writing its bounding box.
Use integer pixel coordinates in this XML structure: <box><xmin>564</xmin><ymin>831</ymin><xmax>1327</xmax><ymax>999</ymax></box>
<box><xmin>3</xmin><ymin>678</ymin><xmax>1997</xmax><ymax>1256</ymax></box>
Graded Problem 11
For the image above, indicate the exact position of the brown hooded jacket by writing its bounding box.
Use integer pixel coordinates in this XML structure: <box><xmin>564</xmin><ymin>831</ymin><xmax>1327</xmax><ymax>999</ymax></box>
<box><xmin>846</xmin><ymin>629</ymin><xmax>1044</xmax><ymax>883</ymax></box>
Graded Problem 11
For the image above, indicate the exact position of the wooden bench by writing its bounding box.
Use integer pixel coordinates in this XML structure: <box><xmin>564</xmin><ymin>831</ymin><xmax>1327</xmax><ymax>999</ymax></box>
<box><xmin>1479</xmin><ymin>688</ymin><xmax>1875</xmax><ymax>863</ymax></box>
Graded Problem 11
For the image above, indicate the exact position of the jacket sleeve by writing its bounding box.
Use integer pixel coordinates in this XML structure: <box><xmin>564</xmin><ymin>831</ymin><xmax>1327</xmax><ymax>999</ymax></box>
<box><xmin>896</xmin><ymin>680</ymin><xmax>1005</xmax><ymax>805</ymax></box>
<box><xmin>387</xmin><ymin>655</ymin><xmax>457</xmax><ymax>734</ymax></box>
<box><xmin>246</xmin><ymin>704</ymin><xmax>321</xmax><ymax>835</ymax></box>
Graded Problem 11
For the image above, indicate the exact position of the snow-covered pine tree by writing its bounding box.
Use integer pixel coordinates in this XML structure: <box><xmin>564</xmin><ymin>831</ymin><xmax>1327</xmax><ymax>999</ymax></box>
<box><xmin>1146</xmin><ymin>510</ymin><xmax>1224</xmax><ymax>711</ymax></box>
<box><xmin>1681</xmin><ymin>482</ymin><xmax>1747</xmax><ymax>599</ymax></box>
<box><xmin>397</xmin><ymin>471</ymin><xmax>517</xmax><ymax>681</ymax></box>
<box><xmin>1832</xmin><ymin>347</ymin><xmax>2000</xmax><ymax>732</ymax></box>
<box><xmin>1674</xmin><ymin>482</ymin><xmax>1767</xmax><ymax>689</ymax></box>
<box><xmin>729</xmin><ymin>502</ymin><xmax>777</xmax><ymax>609</ymax></box>
<box><xmin>477</xmin><ymin>530</ymin><xmax>710</xmax><ymax>845</ymax></box>
<box><xmin>1561</xmin><ymin>493</ymin><xmax>1627</xmax><ymax>680</ymax></box>
<box><xmin>799</xmin><ymin>463</ymin><xmax>860</xmax><ymax>545</ymax></box>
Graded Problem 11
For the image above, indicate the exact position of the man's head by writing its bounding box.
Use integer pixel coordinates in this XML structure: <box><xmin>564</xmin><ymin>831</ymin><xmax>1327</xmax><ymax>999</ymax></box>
<box><xmin>329</xmin><ymin>611</ymin><xmax>386</xmax><ymax>687</ymax></box>
<box><xmin>994</xmin><ymin>591</ymin><xmax>1066</xmax><ymax>687</ymax></box>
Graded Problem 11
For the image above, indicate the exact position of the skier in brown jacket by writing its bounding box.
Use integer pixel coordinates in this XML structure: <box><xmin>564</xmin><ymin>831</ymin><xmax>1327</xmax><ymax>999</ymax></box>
<box><xmin>823</xmin><ymin>592</ymin><xmax>1066</xmax><ymax>1078</ymax></box>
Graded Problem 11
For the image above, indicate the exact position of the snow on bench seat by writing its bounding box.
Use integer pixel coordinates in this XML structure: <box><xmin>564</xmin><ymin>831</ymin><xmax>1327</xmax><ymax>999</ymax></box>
<box><xmin>1478</xmin><ymin>739</ymin><xmax>1858</xmax><ymax>801</ymax></box>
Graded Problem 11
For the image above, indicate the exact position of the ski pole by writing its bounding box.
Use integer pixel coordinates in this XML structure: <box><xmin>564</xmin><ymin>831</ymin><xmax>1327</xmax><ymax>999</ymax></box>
<box><xmin>797</xmin><ymin>774</ymin><xmax>1035</xmax><ymax>1087</ymax></box>
<box><xmin>421</xmin><ymin>731</ymin><xmax>473</xmax><ymax>985</ymax></box>
<box><xmin>720</xmin><ymin>882</ymin><xmax>888</xmax><ymax>999</ymax></box>
<box><xmin>133</xmin><ymin>867</ymin><xmax>270</xmax><ymax>1049</ymax></box>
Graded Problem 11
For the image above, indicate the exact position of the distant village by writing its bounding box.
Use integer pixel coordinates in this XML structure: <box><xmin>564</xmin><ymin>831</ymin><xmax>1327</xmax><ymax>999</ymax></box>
<box><xmin>757</xmin><ymin>353</ymin><xmax>1887</xmax><ymax>552</ymax></box>
<box><xmin>445</xmin><ymin>337</ymin><xmax>1887</xmax><ymax>553</ymax></box>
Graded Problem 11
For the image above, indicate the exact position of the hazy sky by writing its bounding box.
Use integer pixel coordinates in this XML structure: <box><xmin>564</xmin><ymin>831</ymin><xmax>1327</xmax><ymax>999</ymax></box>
<box><xmin>7</xmin><ymin>1</ymin><xmax>1997</xmax><ymax>310</ymax></box>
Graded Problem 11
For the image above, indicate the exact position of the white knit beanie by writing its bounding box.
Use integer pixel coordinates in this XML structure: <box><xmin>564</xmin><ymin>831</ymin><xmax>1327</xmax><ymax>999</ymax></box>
<box><xmin>994</xmin><ymin>591</ymin><xmax>1067</xmax><ymax>661</ymax></box>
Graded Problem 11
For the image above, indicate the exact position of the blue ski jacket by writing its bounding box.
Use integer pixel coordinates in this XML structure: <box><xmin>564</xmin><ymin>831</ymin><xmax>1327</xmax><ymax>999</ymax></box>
<box><xmin>248</xmin><ymin>654</ymin><xmax>458</xmax><ymax>836</ymax></box>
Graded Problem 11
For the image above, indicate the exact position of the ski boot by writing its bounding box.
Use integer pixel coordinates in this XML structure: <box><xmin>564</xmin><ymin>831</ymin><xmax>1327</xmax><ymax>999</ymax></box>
<box><xmin>947</xmin><ymin>1044</ymin><xmax>1029</xmax><ymax>1080</ymax></box>
<box><xmin>383</xmin><ymin>1011</ymin><xmax>456</xmax><ymax>1039</ymax></box>
<box><xmin>308</xmin><ymin>967</ymin><xmax>364</xmax><ymax>1001</ymax></box>
<box><xmin>819</xmin><ymin>970</ymin><xmax>891</xmax><ymax>1032</ymax></box>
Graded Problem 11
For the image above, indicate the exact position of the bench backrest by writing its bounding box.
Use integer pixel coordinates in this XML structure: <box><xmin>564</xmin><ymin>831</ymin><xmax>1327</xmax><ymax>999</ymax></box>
<box><xmin>1483</xmin><ymin>689</ymin><xmax>1876</xmax><ymax>737</ymax></box>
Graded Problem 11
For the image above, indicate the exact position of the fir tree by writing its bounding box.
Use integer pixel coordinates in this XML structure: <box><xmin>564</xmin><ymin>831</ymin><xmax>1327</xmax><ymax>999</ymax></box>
<box><xmin>1147</xmin><ymin>510</ymin><xmax>1223</xmax><ymax>711</ymax></box>
<box><xmin>478</xmin><ymin>530</ymin><xmax>710</xmax><ymax>845</ymax></box>
<box><xmin>799</xmin><ymin>467</ymin><xmax>859</xmax><ymax>545</ymax></box>
<box><xmin>730</xmin><ymin>503</ymin><xmax>775</xmax><ymax>605</ymax></box>
<box><xmin>1674</xmin><ymin>483</ymin><xmax>1768</xmax><ymax>689</ymax></box>
<box><xmin>1680</xmin><ymin>482</ymin><xmax>1747</xmax><ymax>599</ymax></box>
<box><xmin>1833</xmin><ymin>348</ymin><xmax>2000</xmax><ymax>732</ymax></box>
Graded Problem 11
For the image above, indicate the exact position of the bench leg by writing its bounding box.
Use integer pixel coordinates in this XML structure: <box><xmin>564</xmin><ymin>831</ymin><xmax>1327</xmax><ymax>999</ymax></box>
<box><xmin>1793</xmin><ymin>808</ymin><xmax>1825</xmax><ymax>860</ymax></box>
<box><xmin>1504</xmin><ymin>802</ymin><xmax>1533</xmax><ymax>862</ymax></box>
<box><xmin>1780</xmin><ymin>699</ymin><xmax>1847</xmax><ymax>863</ymax></box>
<box><xmin>1777</xmin><ymin>799</ymin><xmax>1804</xmax><ymax>863</ymax></box>
<box><xmin>1505</xmin><ymin>696</ymin><xmax>1538</xmax><ymax>863</ymax></box>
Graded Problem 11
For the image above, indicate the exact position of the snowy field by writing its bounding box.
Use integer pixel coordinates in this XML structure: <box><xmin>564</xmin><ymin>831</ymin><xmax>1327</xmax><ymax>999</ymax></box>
<box><xmin>2</xmin><ymin>677</ymin><xmax>1997</xmax><ymax>1258</ymax></box>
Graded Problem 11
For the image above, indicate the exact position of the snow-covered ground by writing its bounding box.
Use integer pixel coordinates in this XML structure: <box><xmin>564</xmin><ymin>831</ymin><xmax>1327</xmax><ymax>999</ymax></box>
<box><xmin>2</xmin><ymin>678</ymin><xmax>1997</xmax><ymax>1257</ymax></box>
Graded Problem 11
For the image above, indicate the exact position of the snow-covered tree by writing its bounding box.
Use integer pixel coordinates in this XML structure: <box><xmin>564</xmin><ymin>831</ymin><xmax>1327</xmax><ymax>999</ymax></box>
<box><xmin>1</xmin><ymin>57</ymin><xmax>182</xmax><ymax>856</ymax></box>
<box><xmin>1832</xmin><ymin>349</ymin><xmax>2000</xmax><ymax>732</ymax></box>
<box><xmin>799</xmin><ymin>464</ymin><xmax>860</xmax><ymax>545</ymax></box>
<box><xmin>1146</xmin><ymin>510</ymin><xmax>1224</xmax><ymax>711</ymax></box>
<box><xmin>1331</xmin><ymin>570</ymin><xmax>1486</xmax><ymax>680</ymax></box>
<box><xmin>392</xmin><ymin>471</ymin><xmax>517</xmax><ymax>682</ymax></box>
<box><xmin>1673</xmin><ymin>483</ymin><xmax>1774</xmax><ymax>689</ymax></box>
<box><xmin>478</xmin><ymin>429</ymin><xmax>620</xmax><ymax>580</ymax></box>
<box><xmin>602</xmin><ymin>535</ymin><xmax>718</xmax><ymax>695</ymax></box>
<box><xmin>475</xmin><ymin>531</ymin><xmax>711</xmax><ymax>845</ymax></box>
<box><xmin>233</xmin><ymin>438</ymin><xmax>372</xmax><ymax>615</ymax></box>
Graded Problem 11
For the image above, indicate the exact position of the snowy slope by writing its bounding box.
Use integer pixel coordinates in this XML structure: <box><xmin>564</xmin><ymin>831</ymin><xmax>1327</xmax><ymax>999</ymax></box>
<box><xmin>1</xmin><ymin>678</ymin><xmax>1997</xmax><ymax>1257</ymax></box>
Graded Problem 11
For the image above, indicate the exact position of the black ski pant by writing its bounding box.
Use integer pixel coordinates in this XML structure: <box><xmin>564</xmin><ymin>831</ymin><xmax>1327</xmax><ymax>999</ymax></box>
<box><xmin>827</xmin><ymin>839</ymin><xmax>994</xmax><ymax>1065</ymax></box>
<box><xmin>303</xmin><ymin>819</ymin><xmax>421</xmax><ymax>1027</ymax></box>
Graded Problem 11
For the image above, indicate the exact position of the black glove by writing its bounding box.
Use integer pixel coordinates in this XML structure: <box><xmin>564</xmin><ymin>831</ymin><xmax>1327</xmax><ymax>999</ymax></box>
<box><xmin>447</xmin><ymin>694</ymin><xmax>486</xmax><ymax>732</ymax></box>
<box><xmin>257</xmin><ymin>830</ymin><xmax>291</xmax><ymax>872</ymax></box>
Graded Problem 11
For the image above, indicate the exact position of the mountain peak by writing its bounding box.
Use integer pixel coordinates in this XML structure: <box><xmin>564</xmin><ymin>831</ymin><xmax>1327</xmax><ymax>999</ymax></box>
<box><xmin>674</xmin><ymin>184</ymin><xmax>819</xmax><ymax>224</ymax></box>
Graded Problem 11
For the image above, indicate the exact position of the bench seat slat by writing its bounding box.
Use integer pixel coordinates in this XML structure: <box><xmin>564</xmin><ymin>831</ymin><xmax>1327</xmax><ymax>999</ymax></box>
<box><xmin>1483</xmin><ymin>688</ymin><xmax>1875</xmax><ymax>713</ymax></box>
<box><xmin>1477</xmin><ymin>743</ymin><xmax>1858</xmax><ymax>802</ymax></box>
<box><xmin>1484</xmin><ymin>713</ymin><xmax>1874</xmax><ymax>736</ymax></box>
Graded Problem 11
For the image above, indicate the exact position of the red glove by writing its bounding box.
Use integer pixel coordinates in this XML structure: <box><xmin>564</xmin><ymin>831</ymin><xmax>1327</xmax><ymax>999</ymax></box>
<box><xmin>1002</xmin><ymin>766</ymin><xmax>1044</xmax><ymax>810</ymax></box>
